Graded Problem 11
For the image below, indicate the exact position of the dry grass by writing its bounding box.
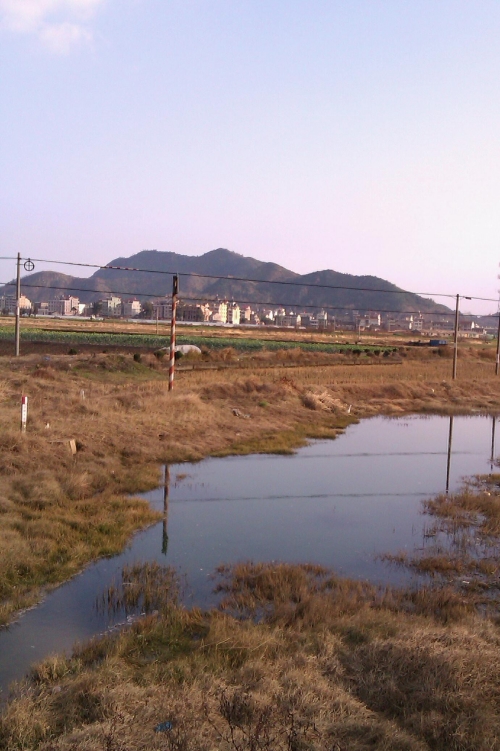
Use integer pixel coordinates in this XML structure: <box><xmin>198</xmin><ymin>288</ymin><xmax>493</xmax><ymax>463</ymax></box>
<box><xmin>2</xmin><ymin>562</ymin><xmax>500</xmax><ymax>750</ymax></box>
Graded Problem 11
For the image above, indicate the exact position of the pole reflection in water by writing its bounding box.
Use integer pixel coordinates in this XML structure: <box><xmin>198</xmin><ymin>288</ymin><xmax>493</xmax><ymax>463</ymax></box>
<box><xmin>162</xmin><ymin>465</ymin><xmax>170</xmax><ymax>556</ymax></box>
<box><xmin>491</xmin><ymin>417</ymin><xmax>496</xmax><ymax>473</ymax></box>
<box><xmin>445</xmin><ymin>415</ymin><xmax>454</xmax><ymax>494</ymax></box>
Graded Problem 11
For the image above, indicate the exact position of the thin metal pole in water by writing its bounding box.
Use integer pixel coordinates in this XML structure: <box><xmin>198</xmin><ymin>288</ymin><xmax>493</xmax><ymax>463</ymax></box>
<box><xmin>495</xmin><ymin>314</ymin><xmax>500</xmax><ymax>376</ymax></box>
<box><xmin>491</xmin><ymin>416</ymin><xmax>496</xmax><ymax>472</ymax></box>
<box><xmin>452</xmin><ymin>294</ymin><xmax>459</xmax><ymax>380</ymax></box>
<box><xmin>446</xmin><ymin>414</ymin><xmax>454</xmax><ymax>494</ymax></box>
<box><xmin>168</xmin><ymin>275</ymin><xmax>178</xmax><ymax>391</ymax></box>
<box><xmin>14</xmin><ymin>252</ymin><xmax>21</xmax><ymax>357</ymax></box>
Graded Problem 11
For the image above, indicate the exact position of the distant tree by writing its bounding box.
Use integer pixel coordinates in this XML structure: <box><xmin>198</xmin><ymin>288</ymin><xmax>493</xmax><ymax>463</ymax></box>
<box><xmin>92</xmin><ymin>301</ymin><xmax>102</xmax><ymax>316</ymax></box>
<box><xmin>141</xmin><ymin>301</ymin><xmax>154</xmax><ymax>319</ymax></box>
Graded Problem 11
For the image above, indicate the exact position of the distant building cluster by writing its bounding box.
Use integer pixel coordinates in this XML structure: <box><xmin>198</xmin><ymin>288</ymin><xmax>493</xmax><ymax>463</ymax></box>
<box><xmin>0</xmin><ymin>292</ymin><xmax>496</xmax><ymax>336</ymax></box>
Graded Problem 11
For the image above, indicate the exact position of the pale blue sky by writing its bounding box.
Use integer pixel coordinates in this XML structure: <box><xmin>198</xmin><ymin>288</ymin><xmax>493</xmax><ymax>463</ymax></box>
<box><xmin>1</xmin><ymin>1</ymin><xmax>500</xmax><ymax>312</ymax></box>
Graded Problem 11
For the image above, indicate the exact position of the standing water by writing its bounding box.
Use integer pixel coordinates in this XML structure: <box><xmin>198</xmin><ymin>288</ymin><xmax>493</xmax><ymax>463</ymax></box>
<box><xmin>0</xmin><ymin>414</ymin><xmax>497</xmax><ymax>696</ymax></box>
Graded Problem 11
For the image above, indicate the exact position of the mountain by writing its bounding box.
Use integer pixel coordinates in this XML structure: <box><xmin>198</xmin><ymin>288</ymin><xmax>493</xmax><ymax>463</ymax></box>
<box><xmin>1</xmin><ymin>248</ymin><xmax>451</xmax><ymax>315</ymax></box>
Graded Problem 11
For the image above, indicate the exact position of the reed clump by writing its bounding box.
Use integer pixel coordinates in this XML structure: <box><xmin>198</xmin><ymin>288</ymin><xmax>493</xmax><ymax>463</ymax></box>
<box><xmin>381</xmin><ymin>477</ymin><xmax>500</xmax><ymax>610</ymax></box>
<box><xmin>97</xmin><ymin>561</ymin><xmax>180</xmax><ymax>616</ymax></box>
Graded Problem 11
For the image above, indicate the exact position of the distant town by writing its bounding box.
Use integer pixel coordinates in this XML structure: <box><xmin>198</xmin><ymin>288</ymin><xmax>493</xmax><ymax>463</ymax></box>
<box><xmin>1</xmin><ymin>292</ymin><xmax>497</xmax><ymax>337</ymax></box>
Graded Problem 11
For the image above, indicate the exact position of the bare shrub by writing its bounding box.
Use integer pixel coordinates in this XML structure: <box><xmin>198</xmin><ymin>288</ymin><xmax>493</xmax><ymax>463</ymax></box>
<box><xmin>478</xmin><ymin>348</ymin><xmax>496</xmax><ymax>360</ymax></box>
<box><xmin>301</xmin><ymin>387</ymin><xmax>348</xmax><ymax>412</ymax></box>
<box><xmin>301</xmin><ymin>392</ymin><xmax>319</xmax><ymax>410</ymax></box>
<box><xmin>203</xmin><ymin>377</ymin><xmax>284</xmax><ymax>401</ymax></box>
<box><xmin>30</xmin><ymin>366</ymin><xmax>57</xmax><ymax>380</ymax></box>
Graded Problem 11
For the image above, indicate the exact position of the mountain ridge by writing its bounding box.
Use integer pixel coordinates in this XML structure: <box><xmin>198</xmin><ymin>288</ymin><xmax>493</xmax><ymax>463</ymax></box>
<box><xmin>0</xmin><ymin>248</ymin><xmax>451</xmax><ymax>315</ymax></box>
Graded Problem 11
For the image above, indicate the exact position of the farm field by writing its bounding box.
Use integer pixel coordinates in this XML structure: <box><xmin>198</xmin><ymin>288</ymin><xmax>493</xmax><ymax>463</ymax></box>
<box><xmin>0</xmin><ymin>313</ymin><xmax>455</xmax><ymax>347</ymax></box>
<box><xmin>0</xmin><ymin>324</ymin><xmax>398</xmax><ymax>355</ymax></box>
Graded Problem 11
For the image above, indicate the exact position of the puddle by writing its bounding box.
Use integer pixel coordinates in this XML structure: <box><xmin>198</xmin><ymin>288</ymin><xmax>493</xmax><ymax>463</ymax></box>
<box><xmin>0</xmin><ymin>414</ymin><xmax>497</xmax><ymax>696</ymax></box>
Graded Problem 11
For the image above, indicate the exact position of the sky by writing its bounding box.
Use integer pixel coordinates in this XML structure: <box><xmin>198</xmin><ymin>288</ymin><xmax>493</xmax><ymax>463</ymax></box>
<box><xmin>1</xmin><ymin>1</ymin><xmax>500</xmax><ymax>314</ymax></box>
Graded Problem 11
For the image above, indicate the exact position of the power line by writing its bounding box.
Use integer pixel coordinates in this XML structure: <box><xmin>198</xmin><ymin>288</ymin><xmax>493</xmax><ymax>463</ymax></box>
<box><xmin>20</xmin><ymin>255</ymin><xmax>458</xmax><ymax>300</ymax></box>
<box><xmin>0</xmin><ymin>280</ymin><xmax>454</xmax><ymax>316</ymax></box>
<box><xmin>0</xmin><ymin>280</ymin><xmax>489</xmax><ymax>319</ymax></box>
<box><xmin>3</xmin><ymin>253</ymin><xmax>499</xmax><ymax>306</ymax></box>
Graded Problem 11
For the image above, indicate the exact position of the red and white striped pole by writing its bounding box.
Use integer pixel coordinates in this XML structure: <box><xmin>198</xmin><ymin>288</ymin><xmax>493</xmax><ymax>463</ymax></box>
<box><xmin>168</xmin><ymin>275</ymin><xmax>178</xmax><ymax>391</ymax></box>
<box><xmin>15</xmin><ymin>253</ymin><xmax>21</xmax><ymax>357</ymax></box>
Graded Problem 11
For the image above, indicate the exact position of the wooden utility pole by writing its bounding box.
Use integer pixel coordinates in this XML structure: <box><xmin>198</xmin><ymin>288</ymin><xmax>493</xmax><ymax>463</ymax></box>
<box><xmin>495</xmin><ymin>313</ymin><xmax>500</xmax><ymax>376</ymax></box>
<box><xmin>14</xmin><ymin>252</ymin><xmax>21</xmax><ymax>357</ymax></box>
<box><xmin>168</xmin><ymin>275</ymin><xmax>178</xmax><ymax>391</ymax></box>
<box><xmin>452</xmin><ymin>294</ymin><xmax>459</xmax><ymax>380</ymax></box>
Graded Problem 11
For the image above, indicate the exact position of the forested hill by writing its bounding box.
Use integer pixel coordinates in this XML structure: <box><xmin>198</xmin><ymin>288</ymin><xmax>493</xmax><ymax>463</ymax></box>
<box><xmin>1</xmin><ymin>248</ymin><xmax>451</xmax><ymax>314</ymax></box>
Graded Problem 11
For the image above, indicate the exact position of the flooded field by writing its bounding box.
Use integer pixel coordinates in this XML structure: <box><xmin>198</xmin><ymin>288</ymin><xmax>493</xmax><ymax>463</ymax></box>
<box><xmin>0</xmin><ymin>414</ymin><xmax>497</xmax><ymax>696</ymax></box>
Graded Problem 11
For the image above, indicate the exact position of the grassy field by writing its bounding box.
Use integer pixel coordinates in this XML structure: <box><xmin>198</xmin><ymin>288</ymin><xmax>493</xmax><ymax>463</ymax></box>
<box><xmin>2</xmin><ymin>344</ymin><xmax>500</xmax><ymax>748</ymax></box>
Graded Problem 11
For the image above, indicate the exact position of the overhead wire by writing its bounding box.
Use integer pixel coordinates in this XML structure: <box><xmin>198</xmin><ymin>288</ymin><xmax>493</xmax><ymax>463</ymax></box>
<box><xmin>0</xmin><ymin>254</ymin><xmax>497</xmax><ymax>310</ymax></box>
<box><xmin>19</xmin><ymin>255</ymin><xmax>459</xmax><ymax>300</ymax></box>
<box><xmin>0</xmin><ymin>280</ymin><xmax>491</xmax><ymax>320</ymax></box>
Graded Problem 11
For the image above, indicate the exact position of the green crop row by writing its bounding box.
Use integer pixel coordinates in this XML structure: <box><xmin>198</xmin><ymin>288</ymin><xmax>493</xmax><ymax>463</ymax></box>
<box><xmin>0</xmin><ymin>327</ymin><xmax>397</xmax><ymax>354</ymax></box>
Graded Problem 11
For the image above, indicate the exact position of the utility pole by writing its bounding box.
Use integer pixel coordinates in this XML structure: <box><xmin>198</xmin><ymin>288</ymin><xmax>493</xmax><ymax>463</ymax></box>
<box><xmin>494</xmin><ymin>313</ymin><xmax>500</xmax><ymax>376</ymax></box>
<box><xmin>14</xmin><ymin>252</ymin><xmax>21</xmax><ymax>357</ymax></box>
<box><xmin>168</xmin><ymin>275</ymin><xmax>178</xmax><ymax>391</ymax></box>
<box><xmin>452</xmin><ymin>294</ymin><xmax>459</xmax><ymax>380</ymax></box>
<box><xmin>497</xmin><ymin>264</ymin><xmax>500</xmax><ymax>375</ymax></box>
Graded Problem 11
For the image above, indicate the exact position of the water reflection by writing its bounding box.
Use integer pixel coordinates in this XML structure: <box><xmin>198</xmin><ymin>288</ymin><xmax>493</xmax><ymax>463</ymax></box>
<box><xmin>446</xmin><ymin>416</ymin><xmax>454</xmax><ymax>494</ymax></box>
<box><xmin>445</xmin><ymin>415</ymin><xmax>496</xmax><ymax>493</ymax></box>
<box><xmin>162</xmin><ymin>465</ymin><xmax>170</xmax><ymax>557</ymax></box>
<box><xmin>491</xmin><ymin>417</ymin><xmax>497</xmax><ymax>472</ymax></box>
<box><xmin>398</xmin><ymin>414</ymin><xmax>500</xmax><ymax>595</ymax></box>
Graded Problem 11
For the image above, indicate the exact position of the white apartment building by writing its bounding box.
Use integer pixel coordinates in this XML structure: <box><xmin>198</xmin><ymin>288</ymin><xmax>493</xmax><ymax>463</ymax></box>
<box><xmin>227</xmin><ymin>303</ymin><xmax>240</xmax><ymax>325</ymax></box>
<box><xmin>1</xmin><ymin>294</ymin><xmax>32</xmax><ymax>314</ymax></box>
<box><xmin>317</xmin><ymin>310</ymin><xmax>328</xmax><ymax>329</ymax></box>
<box><xmin>122</xmin><ymin>298</ymin><xmax>142</xmax><ymax>317</ymax></box>
<box><xmin>100</xmin><ymin>296</ymin><xmax>122</xmax><ymax>317</ymax></box>
<box><xmin>47</xmin><ymin>296</ymin><xmax>80</xmax><ymax>315</ymax></box>
<box><xmin>153</xmin><ymin>298</ymin><xmax>173</xmax><ymax>320</ymax></box>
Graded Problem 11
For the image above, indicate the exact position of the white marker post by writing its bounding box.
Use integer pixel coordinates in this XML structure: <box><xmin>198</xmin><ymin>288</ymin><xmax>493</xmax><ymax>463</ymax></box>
<box><xmin>21</xmin><ymin>395</ymin><xmax>28</xmax><ymax>433</ymax></box>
